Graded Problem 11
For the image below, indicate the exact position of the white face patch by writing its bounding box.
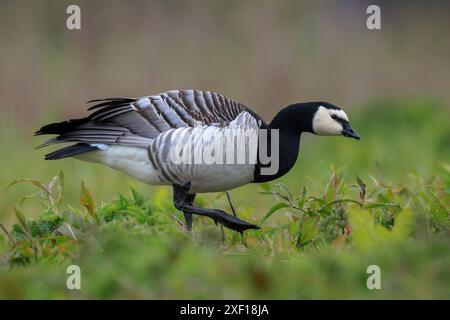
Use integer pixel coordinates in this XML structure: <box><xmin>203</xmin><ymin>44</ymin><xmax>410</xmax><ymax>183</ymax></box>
<box><xmin>312</xmin><ymin>106</ymin><xmax>349</xmax><ymax>136</ymax></box>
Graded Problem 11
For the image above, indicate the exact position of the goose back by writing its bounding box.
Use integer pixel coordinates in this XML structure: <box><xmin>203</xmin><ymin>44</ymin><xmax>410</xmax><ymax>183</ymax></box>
<box><xmin>36</xmin><ymin>90</ymin><xmax>265</xmax><ymax>149</ymax></box>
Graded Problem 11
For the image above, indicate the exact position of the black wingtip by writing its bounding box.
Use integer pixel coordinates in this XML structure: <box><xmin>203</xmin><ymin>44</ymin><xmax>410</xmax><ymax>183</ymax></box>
<box><xmin>34</xmin><ymin>127</ymin><xmax>49</xmax><ymax>136</ymax></box>
<box><xmin>44</xmin><ymin>144</ymin><xmax>98</xmax><ymax>160</ymax></box>
<box><xmin>34</xmin><ymin>119</ymin><xmax>88</xmax><ymax>136</ymax></box>
<box><xmin>86</xmin><ymin>97</ymin><xmax>136</xmax><ymax>110</ymax></box>
<box><xmin>86</xmin><ymin>97</ymin><xmax>133</xmax><ymax>103</ymax></box>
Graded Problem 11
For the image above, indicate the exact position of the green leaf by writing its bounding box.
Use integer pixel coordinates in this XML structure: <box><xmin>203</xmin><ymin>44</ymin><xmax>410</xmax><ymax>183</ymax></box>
<box><xmin>261</xmin><ymin>203</ymin><xmax>290</xmax><ymax>223</ymax></box>
<box><xmin>116</xmin><ymin>194</ymin><xmax>129</xmax><ymax>209</ymax></box>
<box><xmin>296</xmin><ymin>187</ymin><xmax>307</xmax><ymax>209</ymax></box>
<box><xmin>317</xmin><ymin>198</ymin><xmax>363</xmax><ymax>213</ymax></box>
<box><xmin>80</xmin><ymin>182</ymin><xmax>99</xmax><ymax>224</ymax></box>
<box><xmin>130</xmin><ymin>186</ymin><xmax>145</xmax><ymax>206</ymax></box>
<box><xmin>297</xmin><ymin>216</ymin><xmax>320</xmax><ymax>247</ymax></box>
<box><xmin>274</xmin><ymin>183</ymin><xmax>293</xmax><ymax>200</ymax></box>
<box><xmin>258</xmin><ymin>191</ymin><xmax>276</xmax><ymax>195</ymax></box>
<box><xmin>14</xmin><ymin>206</ymin><xmax>32</xmax><ymax>240</ymax></box>
<box><xmin>365</xmin><ymin>202</ymin><xmax>400</xmax><ymax>209</ymax></box>
<box><xmin>28</xmin><ymin>220</ymin><xmax>53</xmax><ymax>237</ymax></box>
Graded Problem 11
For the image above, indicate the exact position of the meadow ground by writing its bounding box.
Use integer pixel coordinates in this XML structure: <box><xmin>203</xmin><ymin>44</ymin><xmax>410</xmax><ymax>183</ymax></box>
<box><xmin>0</xmin><ymin>99</ymin><xmax>449</xmax><ymax>299</ymax></box>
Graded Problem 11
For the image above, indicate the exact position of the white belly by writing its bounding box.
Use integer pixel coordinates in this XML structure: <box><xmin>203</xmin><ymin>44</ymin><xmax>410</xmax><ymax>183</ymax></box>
<box><xmin>175</xmin><ymin>163</ymin><xmax>255</xmax><ymax>193</ymax></box>
<box><xmin>75</xmin><ymin>145</ymin><xmax>166</xmax><ymax>186</ymax></box>
<box><xmin>75</xmin><ymin>145</ymin><xmax>254</xmax><ymax>193</ymax></box>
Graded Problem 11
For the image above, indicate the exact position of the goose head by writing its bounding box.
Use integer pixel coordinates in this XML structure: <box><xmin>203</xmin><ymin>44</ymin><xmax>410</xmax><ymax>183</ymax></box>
<box><xmin>270</xmin><ymin>101</ymin><xmax>360</xmax><ymax>140</ymax></box>
<box><xmin>310</xmin><ymin>102</ymin><xmax>360</xmax><ymax>140</ymax></box>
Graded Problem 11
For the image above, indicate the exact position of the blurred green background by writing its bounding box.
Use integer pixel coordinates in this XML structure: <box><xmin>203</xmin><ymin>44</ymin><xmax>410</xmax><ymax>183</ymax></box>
<box><xmin>0</xmin><ymin>1</ymin><xmax>449</xmax><ymax>299</ymax></box>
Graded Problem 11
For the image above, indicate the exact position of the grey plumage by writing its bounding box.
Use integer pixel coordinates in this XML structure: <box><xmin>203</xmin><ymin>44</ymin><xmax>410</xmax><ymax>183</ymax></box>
<box><xmin>36</xmin><ymin>90</ymin><xmax>265</xmax><ymax>157</ymax></box>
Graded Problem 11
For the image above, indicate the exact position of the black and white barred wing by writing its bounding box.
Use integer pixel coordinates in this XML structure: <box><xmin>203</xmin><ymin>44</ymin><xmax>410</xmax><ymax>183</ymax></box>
<box><xmin>87</xmin><ymin>89</ymin><xmax>263</xmax><ymax>134</ymax></box>
<box><xmin>36</xmin><ymin>90</ymin><xmax>265</xmax><ymax>160</ymax></box>
<box><xmin>147</xmin><ymin>111</ymin><xmax>261</xmax><ymax>193</ymax></box>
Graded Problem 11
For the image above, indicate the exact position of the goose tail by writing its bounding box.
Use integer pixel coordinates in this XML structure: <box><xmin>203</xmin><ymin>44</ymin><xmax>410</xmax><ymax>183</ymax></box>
<box><xmin>43</xmin><ymin>143</ymin><xmax>99</xmax><ymax>160</ymax></box>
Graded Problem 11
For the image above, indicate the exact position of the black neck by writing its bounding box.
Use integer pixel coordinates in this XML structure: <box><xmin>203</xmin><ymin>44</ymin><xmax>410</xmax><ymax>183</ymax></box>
<box><xmin>253</xmin><ymin>103</ymin><xmax>316</xmax><ymax>183</ymax></box>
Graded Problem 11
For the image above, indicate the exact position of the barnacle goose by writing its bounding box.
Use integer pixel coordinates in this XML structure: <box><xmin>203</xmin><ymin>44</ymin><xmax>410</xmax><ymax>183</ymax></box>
<box><xmin>36</xmin><ymin>89</ymin><xmax>359</xmax><ymax>233</ymax></box>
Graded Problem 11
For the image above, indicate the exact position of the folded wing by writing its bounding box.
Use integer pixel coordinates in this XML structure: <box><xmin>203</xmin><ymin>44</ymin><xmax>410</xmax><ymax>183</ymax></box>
<box><xmin>35</xmin><ymin>90</ymin><xmax>266</xmax><ymax>160</ymax></box>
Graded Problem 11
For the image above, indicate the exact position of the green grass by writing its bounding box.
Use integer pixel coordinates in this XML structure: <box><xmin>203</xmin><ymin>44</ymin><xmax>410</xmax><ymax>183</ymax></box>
<box><xmin>0</xmin><ymin>99</ymin><xmax>449</xmax><ymax>299</ymax></box>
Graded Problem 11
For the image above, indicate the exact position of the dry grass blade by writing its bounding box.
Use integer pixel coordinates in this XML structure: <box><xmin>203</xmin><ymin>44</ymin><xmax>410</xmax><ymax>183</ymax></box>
<box><xmin>56</xmin><ymin>171</ymin><xmax>65</xmax><ymax>206</ymax></box>
<box><xmin>0</xmin><ymin>221</ymin><xmax>15</xmax><ymax>248</ymax></box>
<box><xmin>356</xmin><ymin>175</ymin><xmax>367</xmax><ymax>202</ymax></box>
<box><xmin>6</xmin><ymin>175</ymin><xmax>63</xmax><ymax>217</ymax></box>
<box><xmin>6</xmin><ymin>178</ymin><xmax>49</xmax><ymax>194</ymax></box>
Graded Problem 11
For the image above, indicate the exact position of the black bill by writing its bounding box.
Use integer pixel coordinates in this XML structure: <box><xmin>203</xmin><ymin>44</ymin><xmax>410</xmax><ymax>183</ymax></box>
<box><xmin>342</xmin><ymin>122</ymin><xmax>360</xmax><ymax>140</ymax></box>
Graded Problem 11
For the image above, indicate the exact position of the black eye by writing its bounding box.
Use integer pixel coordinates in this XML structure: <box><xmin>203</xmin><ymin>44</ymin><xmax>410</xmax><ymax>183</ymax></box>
<box><xmin>331</xmin><ymin>115</ymin><xmax>346</xmax><ymax>124</ymax></box>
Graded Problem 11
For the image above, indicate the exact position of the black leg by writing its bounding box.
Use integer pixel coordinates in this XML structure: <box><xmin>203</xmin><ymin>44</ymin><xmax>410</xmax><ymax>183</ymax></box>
<box><xmin>173</xmin><ymin>182</ymin><xmax>195</xmax><ymax>231</ymax></box>
<box><xmin>183</xmin><ymin>194</ymin><xmax>195</xmax><ymax>231</ymax></box>
<box><xmin>225</xmin><ymin>191</ymin><xmax>244</xmax><ymax>237</ymax></box>
<box><xmin>172</xmin><ymin>183</ymin><xmax>260</xmax><ymax>233</ymax></box>
<box><xmin>183</xmin><ymin>213</ymin><xmax>193</xmax><ymax>231</ymax></box>
<box><xmin>225</xmin><ymin>191</ymin><xmax>237</xmax><ymax>217</ymax></box>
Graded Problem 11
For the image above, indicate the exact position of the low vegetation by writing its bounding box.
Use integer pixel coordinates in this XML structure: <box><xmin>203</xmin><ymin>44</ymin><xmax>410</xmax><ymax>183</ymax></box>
<box><xmin>0</xmin><ymin>100</ymin><xmax>449</xmax><ymax>299</ymax></box>
<box><xmin>0</xmin><ymin>164</ymin><xmax>448</xmax><ymax>299</ymax></box>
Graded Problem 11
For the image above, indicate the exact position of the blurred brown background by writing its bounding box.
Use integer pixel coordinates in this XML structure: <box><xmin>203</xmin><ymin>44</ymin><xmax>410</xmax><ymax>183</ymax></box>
<box><xmin>1</xmin><ymin>0</ymin><xmax>449</xmax><ymax>124</ymax></box>
<box><xmin>1</xmin><ymin>1</ymin><xmax>450</xmax><ymax>300</ymax></box>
